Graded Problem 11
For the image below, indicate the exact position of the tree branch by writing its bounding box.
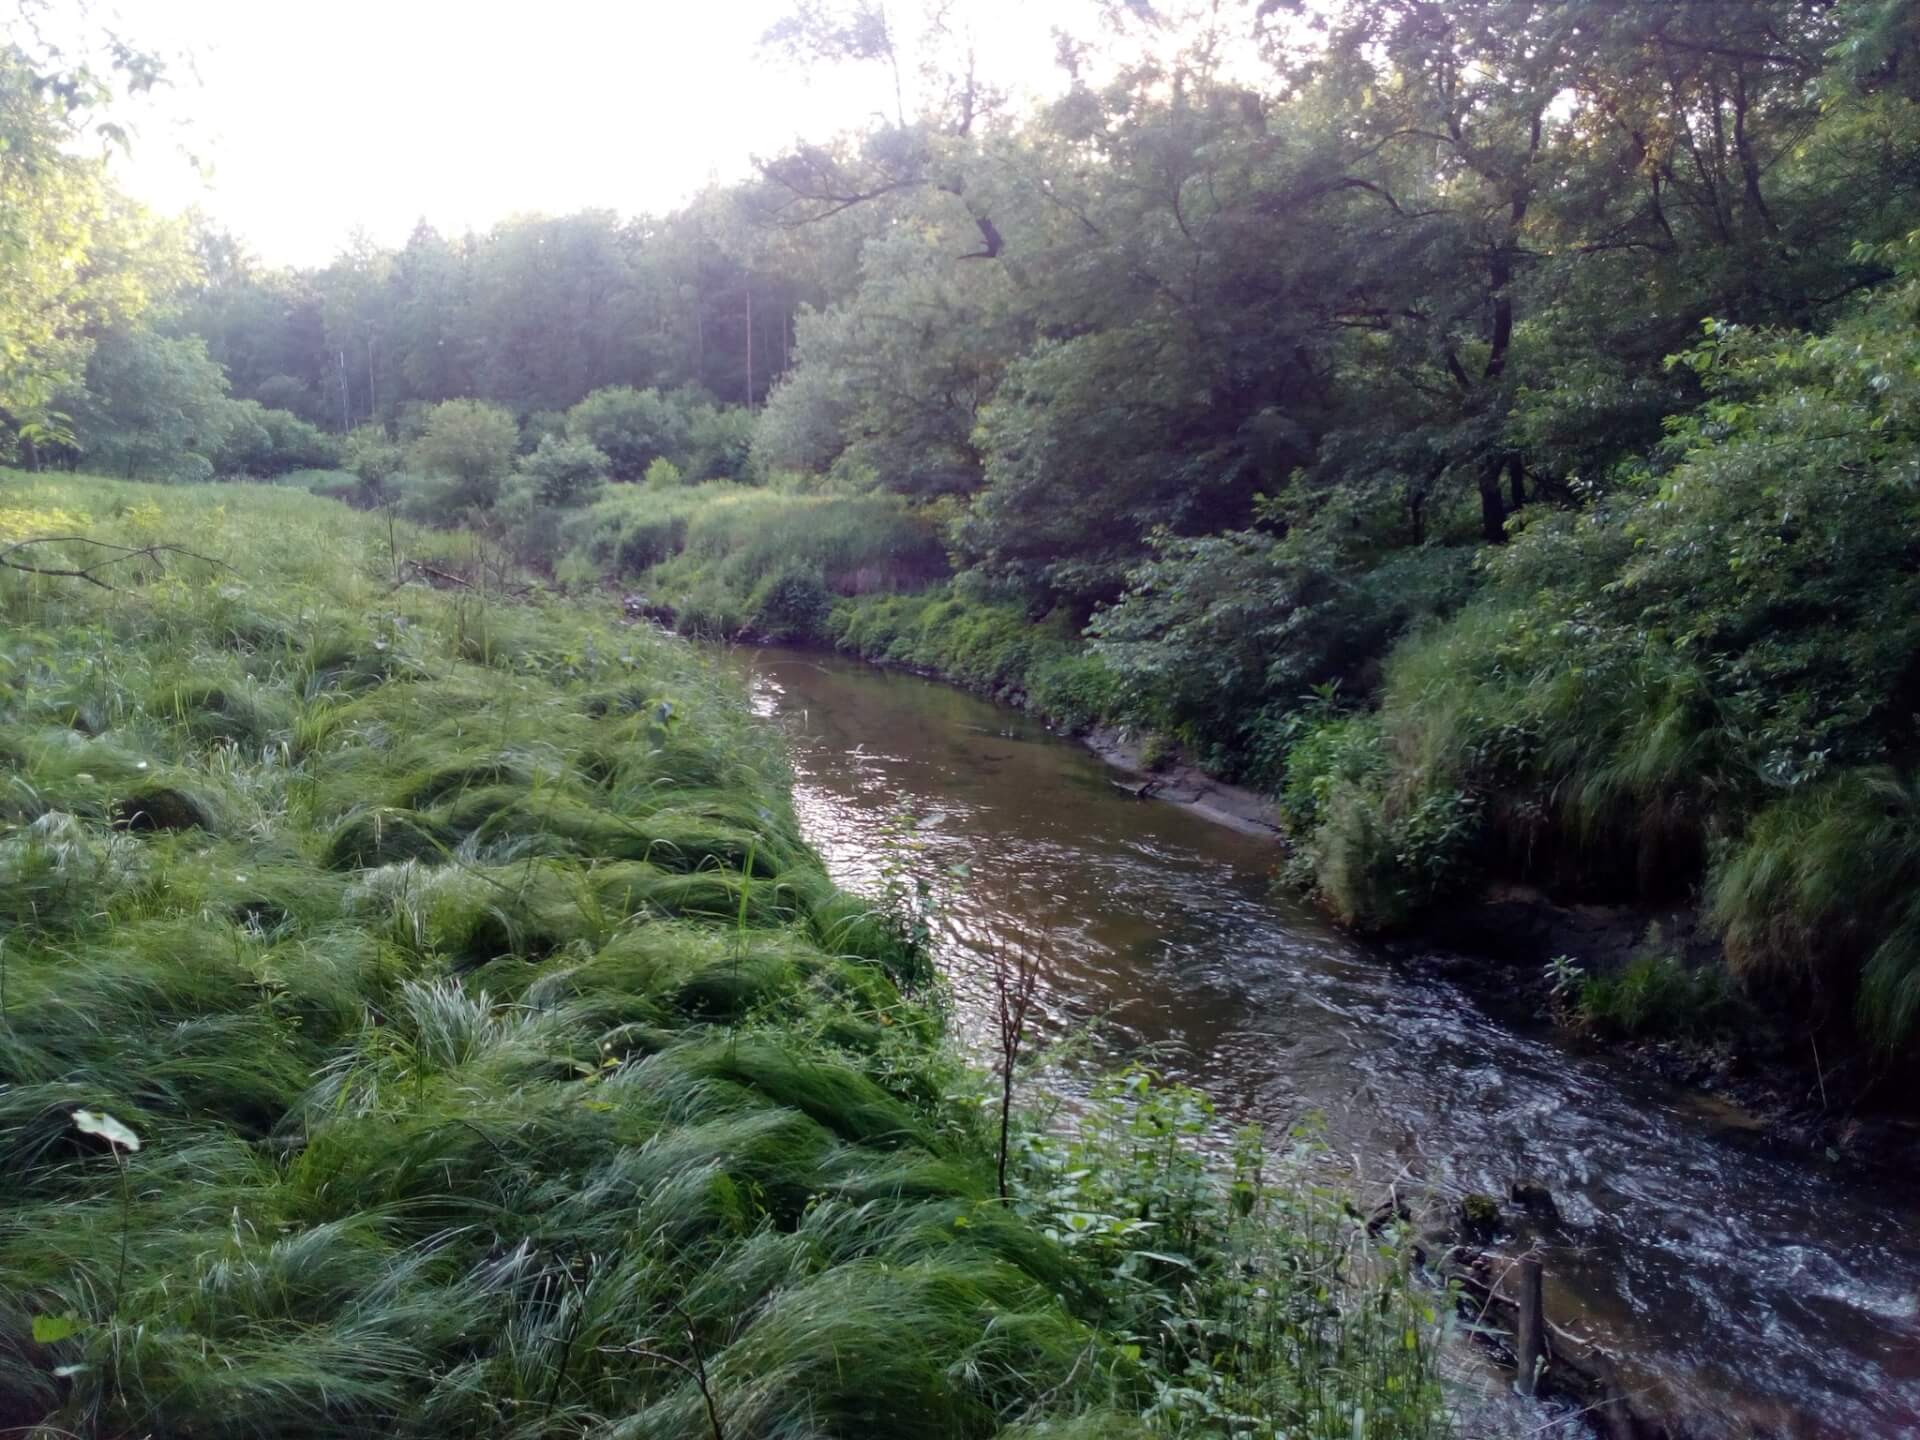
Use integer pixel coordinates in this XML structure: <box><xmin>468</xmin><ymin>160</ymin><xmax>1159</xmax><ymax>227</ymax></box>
<box><xmin>0</xmin><ymin>535</ymin><xmax>232</xmax><ymax>592</ymax></box>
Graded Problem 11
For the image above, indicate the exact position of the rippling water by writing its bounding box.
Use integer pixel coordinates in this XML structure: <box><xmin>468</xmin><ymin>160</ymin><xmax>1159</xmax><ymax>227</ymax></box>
<box><xmin>734</xmin><ymin>647</ymin><xmax>1920</xmax><ymax>1438</ymax></box>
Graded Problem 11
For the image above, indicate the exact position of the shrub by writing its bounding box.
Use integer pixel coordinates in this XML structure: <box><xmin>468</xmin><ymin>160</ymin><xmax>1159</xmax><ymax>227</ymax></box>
<box><xmin>407</xmin><ymin>399</ymin><xmax>518</xmax><ymax>509</ymax></box>
<box><xmin>749</xmin><ymin>567</ymin><xmax>833</xmax><ymax>643</ymax></box>
<box><xmin>516</xmin><ymin>434</ymin><xmax>608</xmax><ymax>508</ymax></box>
<box><xmin>645</xmin><ymin>493</ymin><xmax>948</xmax><ymax>638</ymax></box>
<box><xmin>1710</xmin><ymin>769</ymin><xmax>1920</xmax><ymax>1049</ymax></box>
<box><xmin>644</xmin><ymin>456</ymin><xmax>684</xmax><ymax>490</ymax></box>
<box><xmin>684</xmin><ymin>403</ymin><xmax>756</xmax><ymax>482</ymax></box>
<box><xmin>556</xmin><ymin>484</ymin><xmax>722</xmax><ymax>580</ymax></box>
<box><xmin>1025</xmin><ymin>653</ymin><xmax>1121</xmax><ymax>735</ymax></box>
<box><xmin>1092</xmin><ymin>517</ymin><xmax>1479</xmax><ymax>787</ymax></box>
<box><xmin>1573</xmin><ymin>940</ymin><xmax>1742</xmax><ymax>1041</ymax></box>
<box><xmin>211</xmin><ymin>401</ymin><xmax>338</xmax><ymax>477</ymax></box>
<box><xmin>566</xmin><ymin>386</ymin><xmax>687</xmax><ymax>479</ymax></box>
<box><xmin>342</xmin><ymin>425</ymin><xmax>405</xmax><ymax>497</ymax></box>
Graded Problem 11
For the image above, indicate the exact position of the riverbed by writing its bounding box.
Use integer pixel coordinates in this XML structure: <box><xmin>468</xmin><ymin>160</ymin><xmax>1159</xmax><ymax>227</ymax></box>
<box><xmin>733</xmin><ymin>646</ymin><xmax>1920</xmax><ymax>1439</ymax></box>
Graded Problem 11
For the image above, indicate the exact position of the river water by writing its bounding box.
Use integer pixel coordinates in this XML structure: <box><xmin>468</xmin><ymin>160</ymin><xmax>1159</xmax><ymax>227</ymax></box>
<box><xmin>733</xmin><ymin>646</ymin><xmax>1920</xmax><ymax>1438</ymax></box>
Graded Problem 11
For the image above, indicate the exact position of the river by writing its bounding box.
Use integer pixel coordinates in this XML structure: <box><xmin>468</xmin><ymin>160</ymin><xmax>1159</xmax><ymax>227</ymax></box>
<box><xmin>733</xmin><ymin>646</ymin><xmax>1920</xmax><ymax>1439</ymax></box>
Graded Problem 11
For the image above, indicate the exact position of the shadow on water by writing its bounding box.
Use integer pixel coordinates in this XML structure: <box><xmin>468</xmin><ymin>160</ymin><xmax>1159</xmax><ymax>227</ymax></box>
<box><xmin>731</xmin><ymin>646</ymin><xmax>1920</xmax><ymax>1440</ymax></box>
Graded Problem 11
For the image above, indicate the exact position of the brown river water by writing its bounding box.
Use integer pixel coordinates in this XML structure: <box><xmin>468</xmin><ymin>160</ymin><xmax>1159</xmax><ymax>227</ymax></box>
<box><xmin>731</xmin><ymin>646</ymin><xmax>1920</xmax><ymax>1439</ymax></box>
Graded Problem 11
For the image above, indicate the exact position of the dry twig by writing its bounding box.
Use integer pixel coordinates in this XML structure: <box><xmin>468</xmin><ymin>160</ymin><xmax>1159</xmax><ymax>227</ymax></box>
<box><xmin>0</xmin><ymin>534</ymin><xmax>231</xmax><ymax>592</ymax></box>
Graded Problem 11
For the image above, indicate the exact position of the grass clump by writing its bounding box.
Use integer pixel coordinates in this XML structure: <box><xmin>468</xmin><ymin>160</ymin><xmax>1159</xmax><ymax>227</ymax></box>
<box><xmin>0</xmin><ymin>472</ymin><xmax>1451</xmax><ymax>1439</ymax></box>
<box><xmin>650</xmin><ymin>489</ymin><xmax>949</xmax><ymax>643</ymax></box>
<box><xmin>829</xmin><ymin>586</ymin><xmax>1123</xmax><ymax>734</ymax></box>
<box><xmin>1709</xmin><ymin>769</ymin><xmax>1920</xmax><ymax>1050</ymax></box>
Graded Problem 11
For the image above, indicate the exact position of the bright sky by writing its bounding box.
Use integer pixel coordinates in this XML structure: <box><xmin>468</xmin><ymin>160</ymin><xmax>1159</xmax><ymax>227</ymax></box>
<box><xmin>95</xmin><ymin>0</ymin><xmax>1090</xmax><ymax>268</ymax></box>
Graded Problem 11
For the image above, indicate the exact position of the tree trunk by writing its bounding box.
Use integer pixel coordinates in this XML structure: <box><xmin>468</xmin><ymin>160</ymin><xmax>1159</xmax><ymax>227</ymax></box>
<box><xmin>1508</xmin><ymin>454</ymin><xmax>1527</xmax><ymax>511</ymax></box>
<box><xmin>1479</xmin><ymin>459</ymin><xmax>1509</xmax><ymax>544</ymax></box>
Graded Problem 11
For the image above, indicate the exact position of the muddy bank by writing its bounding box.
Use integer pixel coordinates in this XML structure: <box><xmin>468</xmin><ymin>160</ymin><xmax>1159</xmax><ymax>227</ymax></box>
<box><xmin>1080</xmin><ymin>724</ymin><xmax>1283</xmax><ymax>835</ymax></box>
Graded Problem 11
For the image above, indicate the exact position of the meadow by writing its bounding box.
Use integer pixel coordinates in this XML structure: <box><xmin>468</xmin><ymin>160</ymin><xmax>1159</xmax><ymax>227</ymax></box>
<box><xmin>0</xmin><ymin>475</ymin><xmax>1447</xmax><ymax>1439</ymax></box>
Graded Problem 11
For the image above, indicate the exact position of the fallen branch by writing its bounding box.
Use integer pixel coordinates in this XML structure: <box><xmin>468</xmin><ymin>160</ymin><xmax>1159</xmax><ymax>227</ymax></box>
<box><xmin>0</xmin><ymin>534</ymin><xmax>232</xmax><ymax>592</ymax></box>
<box><xmin>405</xmin><ymin>558</ymin><xmax>473</xmax><ymax>589</ymax></box>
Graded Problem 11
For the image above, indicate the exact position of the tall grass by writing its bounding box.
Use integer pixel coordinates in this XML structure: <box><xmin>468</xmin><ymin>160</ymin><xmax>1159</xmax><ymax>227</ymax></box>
<box><xmin>829</xmin><ymin>587</ymin><xmax>1122</xmax><ymax>734</ymax></box>
<box><xmin>648</xmin><ymin>490</ymin><xmax>949</xmax><ymax>641</ymax></box>
<box><xmin>1710</xmin><ymin>769</ymin><xmax>1920</xmax><ymax>1048</ymax></box>
<box><xmin>0</xmin><ymin>473</ymin><xmax>1448</xmax><ymax>1438</ymax></box>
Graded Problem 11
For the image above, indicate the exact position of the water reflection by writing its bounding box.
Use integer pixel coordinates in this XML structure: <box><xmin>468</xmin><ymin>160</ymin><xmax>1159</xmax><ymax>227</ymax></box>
<box><xmin>735</xmin><ymin>647</ymin><xmax>1920</xmax><ymax>1439</ymax></box>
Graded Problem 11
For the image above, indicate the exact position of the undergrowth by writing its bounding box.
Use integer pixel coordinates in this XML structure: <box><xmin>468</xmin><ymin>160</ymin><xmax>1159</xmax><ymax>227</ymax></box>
<box><xmin>0</xmin><ymin>473</ymin><xmax>1449</xmax><ymax>1439</ymax></box>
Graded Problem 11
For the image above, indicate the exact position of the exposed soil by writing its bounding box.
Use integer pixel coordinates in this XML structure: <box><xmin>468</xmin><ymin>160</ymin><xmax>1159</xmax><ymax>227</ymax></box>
<box><xmin>1080</xmin><ymin>723</ymin><xmax>1283</xmax><ymax>836</ymax></box>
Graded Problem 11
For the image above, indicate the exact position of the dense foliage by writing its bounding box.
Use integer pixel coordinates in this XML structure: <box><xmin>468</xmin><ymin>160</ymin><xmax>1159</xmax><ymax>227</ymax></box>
<box><xmin>10</xmin><ymin>0</ymin><xmax>1920</xmax><ymax>1057</ymax></box>
<box><xmin>713</xmin><ymin>0</ymin><xmax>1920</xmax><ymax>1059</ymax></box>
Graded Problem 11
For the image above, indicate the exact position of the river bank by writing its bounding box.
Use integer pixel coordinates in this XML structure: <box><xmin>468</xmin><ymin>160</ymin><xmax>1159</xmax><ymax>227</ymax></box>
<box><xmin>1417</xmin><ymin>891</ymin><xmax>1920</xmax><ymax>1176</ymax></box>
<box><xmin>691</xmin><ymin>607</ymin><xmax>1917</xmax><ymax>1165</ymax></box>
<box><xmin>735</xmin><ymin>643</ymin><xmax>1920</xmax><ymax>1437</ymax></box>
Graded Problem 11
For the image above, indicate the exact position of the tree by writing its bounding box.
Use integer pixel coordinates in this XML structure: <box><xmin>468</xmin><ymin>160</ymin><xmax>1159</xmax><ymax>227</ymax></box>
<box><xmin>61</xmin><ymin>328</ymin><xmax>236</xmax><ymax>481</ymax></box>
<box><xmin>408</xmin><ymin>398</ymin><xmax>518</xmax><ymax>507</ymax></box>
<box><xmin>755</xmin><ymin>219</ymin><xmax>1028</xmax><ymax>495</ymax></box>
<box><xmin>517</xmin><ymin>434</ymin><xmax>609</xmax><ymax>507</ymax></box>
<box><xmin>565</xmin><ymin>386</ymin><xmax>688</xmax><ymax>479</ymax></box>
<box><xmin>0</xmin><ymin>40</ymin><xmax>187</xmax><ymax>458</ymax></box>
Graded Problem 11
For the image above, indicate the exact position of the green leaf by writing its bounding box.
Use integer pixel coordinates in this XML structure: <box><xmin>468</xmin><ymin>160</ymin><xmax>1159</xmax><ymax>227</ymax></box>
<box><xmin>32</xmin><ymin>1314</ymin><xmax>80</xmax><ymax>1344</ymax></box>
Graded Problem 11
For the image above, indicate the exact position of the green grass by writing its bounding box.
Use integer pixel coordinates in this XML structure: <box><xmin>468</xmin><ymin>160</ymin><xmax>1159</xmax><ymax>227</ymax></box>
<box><xmin>645</xmin><ymin>489</ymin><xmax>949</xmax><ymax>642</ymax></box>
<box><xmin>828</xmin><ymin>587</ymin><xmax>1122</xmax><ymax>734</ymax></box>
<box><xmin>0</xmin><ymin>473</ymin><xmax>1448</xmax><ymax>1438</ymax></box>
<box><xmin>1710</xmin><ymin>769</ymin><xmax>1920</xmax><ymax>1049</ymax></box>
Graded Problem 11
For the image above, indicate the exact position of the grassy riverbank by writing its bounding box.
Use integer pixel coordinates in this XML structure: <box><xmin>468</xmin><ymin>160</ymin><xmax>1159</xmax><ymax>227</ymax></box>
<box><xmin>0</xmin><ymin>474</ymin><xmax>1448</xmax><ymax>1438</ymax></box>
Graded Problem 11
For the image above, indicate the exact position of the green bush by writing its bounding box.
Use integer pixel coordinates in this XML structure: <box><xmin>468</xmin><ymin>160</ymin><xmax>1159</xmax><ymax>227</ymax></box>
<box><xmin>565</xmin><ymin>386</ymin><xmax>688</xmax><ymax>479</ymax></box>
<box><xmin>214</xmin><ymin>401</ymin><xmax>340</xmax><ymax>477</ymax></box>
<box><xmin>828</xmin><ymin>586</ymin><xmax>1125</xmax><ymax>733</ymax></box>
<box><xmin>750</xmin><ymin>566</ymin><xmax>834</xmax><ymax>642</ymax></box>
<box><xmin>556</xmin><ymin>483</ymin><xmax>725</xmax><ymax>581</ymax></box>
<box><xmin>644</xmin><ymin>456</ymin><xmax>684</xmax><ymax>490</ymax></box>
<box><xmin>1572</xmin><ymin>943</ymin><xmax>1742</xmax><ymax>1041</ymax></box>
<box><xmin>407</xmin><ymin>399</ymin><xmax>519</xmax><ymax>509</ymax></box>
<box><xmin>1093</xmin><ymin>516</ymin><xmax>1479</xmax><ymax>786</ymax></box>
<box><xmin>516</xmin><ymin>434</ymin><xmax>609</xmax><ymax>508</ymax></box>
<box><xmin>644</xmin><ymin>492</ymin><xmax>948</xmax><ymax>638</ymax></box>
<box><xmin>1025</xmin><ymin>653</ymin><xmax>1121</xmax><ymax>735</ymax></box>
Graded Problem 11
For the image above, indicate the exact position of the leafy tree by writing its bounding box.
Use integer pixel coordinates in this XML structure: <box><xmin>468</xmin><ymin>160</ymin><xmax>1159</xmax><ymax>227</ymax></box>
<box><xmin>341</xmin><ymin>424</ymin><xmax>404</xmax><ymax>492</ymax></box>
<box><xmin>517</xmin><ymin>434</ymin><xmax>610</xmax><ymax>507</ymax></box>
<box><xmin>757</xmin><ymin>220</ymin><xmax>1028</xmax><ymax>495</ymax></box>
<box><xmin>565</xmin><ymin>386</ymin><xmax>688</xmax><ymax>479</ymax></box>
<box><xmin>252</xmin><ymin>373</ymin><xmax>324</xmax><ymax>424</ymax></box>
<box><xmin>61</xmin><ymin>328</ymin><xmax>236</xmax><ymax>481</ymax></box>
<box><xmin>0</xmin><ymin>41</ymin><xmax>187</xmax><ymax>457</ymax></box>
<box><xmin>408</xmin><ymin>398</ymin><xmax>518</xmax><ymax>507</ymax></box>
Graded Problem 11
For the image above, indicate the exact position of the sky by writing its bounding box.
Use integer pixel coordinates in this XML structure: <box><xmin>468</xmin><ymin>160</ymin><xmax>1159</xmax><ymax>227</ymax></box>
<box><xmin>92</xmin><ymin>0</ymin><xmax>1088</xmax><ymax>268</ymax></box>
